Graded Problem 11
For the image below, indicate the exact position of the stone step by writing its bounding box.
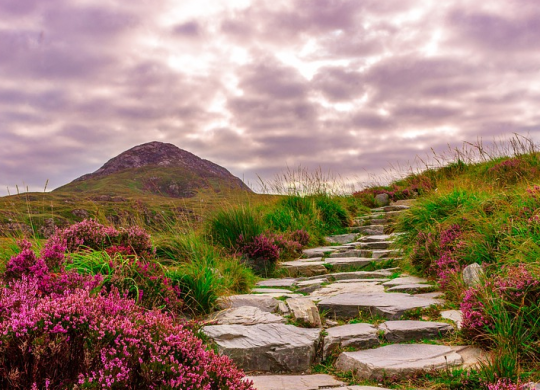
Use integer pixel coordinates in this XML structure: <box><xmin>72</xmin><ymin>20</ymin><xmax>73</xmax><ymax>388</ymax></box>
<box><xmin>323</xmin><ymin>323</ymin><xmax>379</xmax><ymax>359</ymax></box>
<box><xmin>286</xmin><ymin>297</ymin><xmax>322</xmax><ymax>328</ymax></box>
<box><xmin>247</xmin><ymin>375</ymin><xmax>393</xmax><ymax>390</ymax></box>
<box><xmin>441</xmin><ymin>309</ymin><xmax>463</xmax><ymax>329</ymax></box>
<box><xmin>379</xmin><ymin>320</ymin><xmax>454</xmax><ymax>342</ymax></box>
<box><xmin>317</xmin><ymin>292</ymin><xmax>442</xmax><ymax>320</ymax></box>
<box><xmin>219</xmin><ymin>294</ymin><xmax>279</xmax><ymax>312</ymax></box>
<box><xmin>210</xmin><ymin>306</ymin><xmax>286</xmax><ymax>326</ymax></box>
<box><xmin>348</xmin><ymin>225</ymin><xmax>384</xmax><ymax>234</ymax></box>
<box><xmin>325</xmin><ymin>257</ymin><xmax>374</xmax><ymax>269</ymax></box>
<box><xmin>282</xmin><ymin>260</ymin><xmax>328</xmax><ymax>277</ymax></box>
<box><xmin>303</xmin><ymin>246</ymin><xmax>344</xmax><ymax>258</ymax></box>
<box><xmin>358</xmin><ymin>241</ymin><xmax>391</xmax><ymax>250</ymax></box>
<box><xmin>382</xmin><ymin>276</ymin><xmax>429</xmax><ymax>287</ymax></box>
<box><xmin>335</xmin><ymin>278</ymin><xmax>389</xmax><ymax>284</ymax></box>
<box><xmin>326</xmin><ymin>233</ymin><xmax>358</xmax><ymax>244</ymax></box>
<box><xmin>203</xmin><ymin>324</ymin><xmax>320</xmax><ymax>373</ymax></box>
<box><xmin>257</xmin><ymin>278</ymin><xmax>298</xmax><ymax>288</ymax></box>
<box><xmin>329</xmin><ymin>269</ymin><xmax>397</xmax><ymax>280</ymax></box>
<box><xmin>358</xmin><ymin>234</ymin><xmax>392</xmax><ymax>242</ymax></box>
<box><xmin>252</xmin><ymin>288</ymin><xmax>294</xmax><ymax>294</ymax></box>
<box><xmin>386</xmin><ymin>283</ymin><xmax>436</xmax><ymax>294</ymax></box>
<box><xmin>384</xmin><ymin>205</ymin><xmax>410</xmax><ymax>212</ymax></box>
<box><xmin>335</xmin><ymin>344</ymin><xmax>463</xmax><ymax>380</ymax></box>
<box><xmin>371</xmin><ymin>249</ymin><xmax>400</xmax><ymax>259</ymax></box>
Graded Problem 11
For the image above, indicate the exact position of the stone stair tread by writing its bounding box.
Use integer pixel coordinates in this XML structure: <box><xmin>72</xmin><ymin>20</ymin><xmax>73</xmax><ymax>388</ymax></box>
<box><xmin>335</xmin><ymin>344</ymin><xmax>463</xmax><ymax>380</ymax></box>
<box><xmin>203</xmin><ymin>323</ymin><xmax>320</xmax><ymax>372</ymax></box>
<box><xmin>382</xmin><ymin>276</ymin><xmax>429</xmax><ymax>287</ymax></box>
<box><xmin>358</xmin><ymin>234</ymin><xmax>392</xmax><ymax>242</ymax></box>
<box><xmin>386</xmin><ymin>283</ymin><xmax>435</xmax><ymax>293</ymax></box>
<box><xmin>246</xmin><ymin>374</ymin><xmax>343</xmax><ymax>390</ymax></box>
<box><xmin>252</xmin><ymin>288</ymin><xmax>294</xmax><ymax>294</ymax></box>
<box><xmin>323</xmin><ymin>323</ymin><xmax>379</xmax><ymax>358</ymax></box>
<box><xmin>317</xmin><ymin>292</ymin><xmax>442</xmax><ymax>320</ymax></box>
<box><xmin>329</xmin><ymin>269</ymin><xmax>396</xmax><ymax>280</ymax></box>
<box><xmin>441</xmin><ymin>309</ymin><xmax>463</xmax><ymax>329</ymax></box>
<box><xmin>210</xmin><ymin>306</ymin><xmax>286</xmax><ymax>326</ymax></box>
<box><xmin>336</xmin><ymin>278</ymin><xmax>389</xmax><ymax>284</ymax></box>
<box><xmin>380</xmin><ymin>320</ymin><xmax>454</xmax><ymax>342</ymax></box>
<box><xmin>219</xmin><ymin>294</ymin><xmax>279</xmax><ymax>312</ymax></box>
<box><xmin>257</xmin><ymin>278</ymin><xmax>297</xmax><ymax>288</ymax></box>
<box><xmin>326</xmin><ymin>233</ymin><xmax>359</xmax><ymax>244</ymax></box>
<box><xmin>359</xmin><ymin>241</ymin><xmax>391</xmax><ymax>249</ymax></box>
<box><xmin>310</xmin><ymin>282</ymin><xmax>385</xmax><ymax>299</ymax></box>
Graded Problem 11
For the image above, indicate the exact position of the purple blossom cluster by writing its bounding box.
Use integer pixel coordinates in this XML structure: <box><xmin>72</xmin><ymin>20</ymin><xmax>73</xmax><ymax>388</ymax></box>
<box><xmin>460</xmin><ymin>287</ymin><xmax>492</xmax><ymax>332</ymax></box>
<box><xmin>49</xmin><ymin>219</ymin><xmax>154</xmax><ymax>256</ymax></box>
<box><xmin>0</xmin><ymin>278</ymin><xmax>253</xmax><ymax>389</ymax></box>
<box><xmin>238</xmin><ymin>234</ymin><xmax>280</xmax><ymax>263</ymax></box>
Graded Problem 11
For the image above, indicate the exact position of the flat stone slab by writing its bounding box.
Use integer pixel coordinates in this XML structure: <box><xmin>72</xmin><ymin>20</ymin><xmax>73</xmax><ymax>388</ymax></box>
<box><xmin>336</xmin><ymin>278</ymin><xmax>389</xmax><ymax>284</ymax></box>
<box><xmin>380</xmin><ymin>320</ymin><xmax>454</xmax><ymax>342</ymax></box>
<box><xmin>317</xmin><ymin>293</ymin><xmax>442</xmax><ymax>320</ymax></box>
<box><xmin>203</xmin><ymin>324</ymin><xmax>321</xmax><ymax>372</ymax></box>
<box><xmin>325</xmin><ymin>257</ymin><xmax>372</xmax><ymax>269</ymax></box>
<box><xmin>219</xmin><ymin>294</ymin><xmax>279</xmax><ymax>312</ymax></box>
<box><xmin>330</xmin><ymin>270</ymin><xmax>394</xmax><ymax>281</ymax></box>
<box><xmin>382</xmin><ymin>276</ymin><xmax>429</xmax><ymax>287</ymax></box>
<box><xmin>323</xmin><ymin>323</ymin><xmax>379</xmax><ymax>358</ymax></box>
<box><xmin>253</xmin><ymin>288</ymin><xmax>294</xmax><ymax>294</ymax></box>
<box><xmin>359</xmin><ymin>234</ymin><xmax>392</xmax><ymax>242</ymax></box>
<box><xmin>257</xmin><ymin>278</ymin><xmax>297</xmax><ymax>288</ymax></box>
<box><xmin>282</xmin><ymin>260</ymin><xmax>327</xmax><ymax>277</ymax></box>
<box><xmin>359</xmin><ymin>241</ymin><xmax>390</xmax><ymax>250</ymax></box>
<box><xmin>384</xmin><ymin>205</ymin><xmax>410</xmax><ymax>211</ymax></box>
<box><xmin>303</xmin><ymin>247</ymin><xmax>347</xmax><ymax>258</ymax></box>
<box><xmin>386</xmin><ymin>283</ymin><xmax>435</xmax><ymax>294</ymax></box>
<box><xmin>349</xmin><ymin>225</ymin><xmax>384</xmax><ymax>234</ymax></box>
<box><xmin>328</xmin><ymin>250</ymin><xmax>365</xmax><ymax>258</ymax></box>
<box><xmin>371</xmin><ymin>250</ymin><xmax>399</xmax><ymax>259</ymax></box>
<box><xmin>336</xmin><ymin>344</ymin><xmax>463</xmax><ymax>380</ymax></box>
<box><xmin>326</xmin><ymin>233</ymin><xmax>358</xmax><ymax>244</ymax></box>
<box><xmin>441</xmin><ymin>310</ymin><xmax>463</xmax><ymax>329</ymax></box>
<box><xmin>211</xmin><ymin>306</ymin><xmax>285</xmax><ymax>326</ymax></box>
<box><xmin>247</xmin><ymin>374</ymin><xmax>343</xmax><ymax>390</ymax></box>
<box><xmin>286</xmin><ymin>297</ymin><xmax>322</xmax><ymax>328</ymax></box>
<box><xmin>310</xmin><ymin>282</ymin><xmax>385</xmax><ymax>300</ymax></box>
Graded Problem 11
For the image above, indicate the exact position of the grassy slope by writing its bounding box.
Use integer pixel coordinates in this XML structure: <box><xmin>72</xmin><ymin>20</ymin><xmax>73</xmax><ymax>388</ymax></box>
<box><xmin>355</xmin><ymin>149</ymin><xmax>540</xmax><ymax>387</ymax></box>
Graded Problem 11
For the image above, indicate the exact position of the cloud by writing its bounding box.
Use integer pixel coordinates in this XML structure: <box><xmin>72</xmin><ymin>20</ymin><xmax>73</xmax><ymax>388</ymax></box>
<box><xmin>1</xmin><ymin>0</ymin><xmax>540</xmax><ymax>195</ymax></box>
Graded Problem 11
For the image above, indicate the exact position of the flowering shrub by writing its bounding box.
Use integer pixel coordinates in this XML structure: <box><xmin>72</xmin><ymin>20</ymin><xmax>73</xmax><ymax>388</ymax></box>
<box><xmin>353</xmin><ymin>174</ymin><xmax>434</xmax><ymax>206</ymax></box>
<box><xmin>290</xmin><ymin>229</ymin><xmax>310</xmax><ymax>247</ymax></box>
<box><xmin>49</xmin><ymin>219</ymin><xmax>153</xmax><ymax>257</ymax></box>
<box><xmin>0</xmin><ymin>278</ymin><xmax>253</xmax><ymax>390</ymax></box>
<box><xmin>486</xmin><ymin>378</ymin><xmax>530</xmax><ymax>390</ymax></box>
<box><xmin>461</xmin><ymin>287</ymin><xmax>492</xmax><ymax>334</ymax></box>
<box><xmin>487</xmin><ymin>158</ymin><xmax>538</xmax><ymax>185</ymax></box>
<box><xmin>237</xmin><ymin>233</ymin><xmax>279</xmax><ymax>277</ymax></box>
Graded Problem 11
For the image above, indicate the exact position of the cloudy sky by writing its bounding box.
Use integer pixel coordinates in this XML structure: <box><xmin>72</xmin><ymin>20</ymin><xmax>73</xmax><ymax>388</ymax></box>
<box><xmin>1</xmin><ymin>0</ymin><xmax>539</xmax><ymax>194</ymax></box>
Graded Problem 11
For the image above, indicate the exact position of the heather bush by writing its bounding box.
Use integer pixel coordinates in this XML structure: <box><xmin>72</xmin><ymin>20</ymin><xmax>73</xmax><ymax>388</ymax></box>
<box><xmin>0</xmin><ymin>278</ymin><xmax>254</xmax><ymax>390</ymax></box>
<box><xmin>238</xmin><ymin>233</ymin><xmax>280</xmax><ymax>277</ymax></box>
<box><xmin>49</xmin><ymin>219</ymin><xmax>153</xmax><ymax>257</ymax></box>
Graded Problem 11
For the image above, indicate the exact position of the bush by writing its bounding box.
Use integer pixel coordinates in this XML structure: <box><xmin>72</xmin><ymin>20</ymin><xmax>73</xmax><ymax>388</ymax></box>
<box><xmin>238</xmin><ymin>233</ymin><xmax>280</xmax><ymax>277</ymax></box>
<box><xmin>0</xmin><ymin>278</ymin><xmax>253</xmax><ymax>389</ymax></box>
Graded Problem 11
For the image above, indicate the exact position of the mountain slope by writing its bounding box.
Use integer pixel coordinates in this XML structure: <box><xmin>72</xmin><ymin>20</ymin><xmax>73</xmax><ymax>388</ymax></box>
<box><xmin>55</xmin><ymin>142</ymin><xmax>252</xmax><ymax>198</ymax></box>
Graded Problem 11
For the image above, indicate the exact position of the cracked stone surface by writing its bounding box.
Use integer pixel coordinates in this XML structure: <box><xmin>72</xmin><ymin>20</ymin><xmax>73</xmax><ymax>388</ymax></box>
<box><xmin>335</xmin><ymin>344</ymin><xmax>463</xmax><ymax>380</ymax></box>
<box><xmin>257</xmin><ymin>278</ymin><xmax>297</xmax><ymax>288</ymax></box>
<box><xmin>310</xmin><ymin>282</ymin><xmax>385</xmax><ymax>300</ymax></box>
<box><xmin>203</xmin><ymin>324</ymin><xmax>321</xmax><ymax>372</ymax></box>
<box><xmin>219</xmin><ymin>294</ymin><xmax>279</xmax><ymax>313</ymax></box>
<box><xmin>246</xmin><ymin>374</ymin><xmax>343</xmax><ymax>390</ymax></box>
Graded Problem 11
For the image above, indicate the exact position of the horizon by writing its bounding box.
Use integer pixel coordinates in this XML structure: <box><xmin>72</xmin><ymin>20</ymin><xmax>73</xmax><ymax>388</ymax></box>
<box><xmin>2</xmin><ymin>0</ymin><xmax>540</xmax><ymax>195</ymax></box>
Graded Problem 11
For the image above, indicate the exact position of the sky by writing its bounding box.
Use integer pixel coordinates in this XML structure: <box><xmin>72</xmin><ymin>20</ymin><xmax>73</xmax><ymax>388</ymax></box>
<box><xmin>1</xmin><ymin>0</ymin><xmax>540</xmax><ymax>195</ymax></box>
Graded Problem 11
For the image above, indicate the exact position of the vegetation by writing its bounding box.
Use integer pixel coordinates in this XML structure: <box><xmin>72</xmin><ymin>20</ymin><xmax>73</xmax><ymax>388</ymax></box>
<box><xmin>353</xmin><ymin>135</ymin><xmax>540</xmax><ymax>388</ymax></box>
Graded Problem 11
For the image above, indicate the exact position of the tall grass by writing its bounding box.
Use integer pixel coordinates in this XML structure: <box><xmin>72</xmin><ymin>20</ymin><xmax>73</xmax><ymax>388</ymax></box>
<box><xmin>206</xmin><ymin>206</ymin><xmax>264</xmax><ymax>249</ymax></box>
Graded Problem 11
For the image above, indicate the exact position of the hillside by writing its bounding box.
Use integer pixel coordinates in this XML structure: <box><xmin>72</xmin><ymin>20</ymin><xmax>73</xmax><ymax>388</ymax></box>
<box><xmin>0</xmin><ymin>142</ymin><xmax>256</xmax><ymax>236</ymax></box>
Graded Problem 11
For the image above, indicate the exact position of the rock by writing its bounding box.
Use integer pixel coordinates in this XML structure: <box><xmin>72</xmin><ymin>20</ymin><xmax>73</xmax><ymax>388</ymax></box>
<box><xmin>323</xmin><ymin>323</ymin><xmax>379</xmax><ymax>358</ymax></box>
<box><xmin>371</xmin><ymin>250</ymin><xmax>399</xmax><ymax>259</ymax></box>
<box><xmin>380</xmin><ymin>320</ymin><xmax>453</xmax><ymax>342</ymax></box>
<box><xmin>303</xmin><ymin>247</ymin><xmax>344</xmax><ymax>258</ymax></box>
<box><xmin>211</xmin><ymin>306</ymin><xmax>285</xmax><ymax>325</ymax></box>
<box><xmin>335</xmin><ymin>344</ymin><xmax>463</xmax><ymax>380</ymax></box>
<box><xmin>386</xmin><ymin>283</ymin><xmax>435</xmax><ymax>294</ymax></box>
<box><xmin>253</xmin><ymin>288</ymin><xmax>294</xmax><ymax>294</ymax></box>
<box><xmin>310</xmin><ymin>282</ymin><xmax>385</xmax><ymax>300</ymax></box>
<box><xmin>348</xmin><ymin>225</ymin><xmax>384</xmax><ymax>235</ymax></box>
<box><xmin>359</xmin><ymin>234</ymin><xmax>392</xmax><ymax>242</ymax></box>
<box><xmin>441</xmin><ymin>310</ymin><xmax>463</xmax><ymax>329</ymax></box>
<box><xmin>336</xmin><ymin>278</ymin><xmax>389</xmax><ymax>284</ymax></box>
<box><xmin>246</xmin><ymin>374</ymin><xmax>343</xmax><ymax>390</ymax></box>
<box><xmin>281</xmin><ymin>260</ymin><xmax>328</xmax><ymax>277</ymax></box>
<box><xmin>219</xmin><ymin>294</ymin><xmax>279</xmax><ymax>313</ymax></box>
<box><xmin>359</xmin><ymin>241</ymin><xmax>390</xmax><ymax>250</ymax></box>
<box><xmin>296</xmin><ymin>279</ymin><xmax>327</xmax><ymax>294</ymax></box>
<box><xmin>286</xmin><ymin>297</ymin><xmax>322</xmax><ymax>328</ymax></box>
<box><xmin>326</xmin><ymin>234</ymin><xmax>358</xmax><ymax>244</ymax></box>
<box><xmin>328</xmin><ymin>250</ymin><xmax>365</xmax><ymax>258</ymax></box>
<box><xmin>325</xmin><ymin>257</ymin><xmax>373</xmax><ymax>269</ymax></box>
<box><xmin>203</xmin><ymin>324</ymin><xmax>321</xmax><ymax>372</ymax></box>
<box><xmin>462</xmin><ymin>263</ymin><xmax>483</xmax><ymax>287</ymax></box>
<box><xmin>382</xmin><ymin>276</ymin><xmax>429</xmax><ymax>287</ymax></box>
<box><xmin>257</xmin><ymin>278</ymin><xmax>297</xmax><ymax>288</ymax></box>
<box><xmin>317</xmin><ymin>292</ymin><xmax>442</xmax><ymax>320</ymax></box>
<box><xmin>384</xmin><ymin>205</ymin><xmax>410</xmax><ymax>211</ymax></box>
<box><xmin>330</xmin><ymin>270</ymin><xmax>394</xmax><ymax>281</ymax></box>
<box><xmin>374</xmin><ymin>193</ymin><xmax>390</xmax><ymax>207</ymax></box>
<box><xmin>450</xmin><ymin>345</ymin><xmax>484</xmax><ymax>368</ymax></box>
<box><xmin>71</xmin><ymin>209</ymin><xmax>90</xmax><ymax>219</ymax></box>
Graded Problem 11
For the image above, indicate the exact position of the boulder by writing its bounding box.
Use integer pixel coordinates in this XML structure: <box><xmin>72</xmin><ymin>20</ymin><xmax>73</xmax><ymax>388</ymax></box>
<box><xmin>462</xmin><ymin>263</ymin><xmax>483</xmax><ymax>287</ymax></box>
<box><xmin>374</xmin><ymin>193</ymin><xmax>390</xmax><ymax>207</ymax></box>
<box><xmin>203</xmin><ymin>324</ymin><xmax>321</xmax><ymax>372</ymax></box>
<box><xmin>286</xmin><ymin>297</ymin><xmax>322</xmax><ymax>328</ymax></box>
<box><xmin>441</xmin><ymin>310</ymin><xmax>463</xmax><ymax>329</ymax></box>
<box><xmin>335</xmin><ymin>344</ymin><xmax>462</xmax><ymax>380</ymax></box>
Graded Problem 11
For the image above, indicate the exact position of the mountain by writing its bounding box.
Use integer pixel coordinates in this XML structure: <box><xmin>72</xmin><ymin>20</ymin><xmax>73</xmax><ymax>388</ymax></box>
<box><xmin>54</xmin><ymin>142</ymin><xmax>252</xmax><ymax>198</ymax></box>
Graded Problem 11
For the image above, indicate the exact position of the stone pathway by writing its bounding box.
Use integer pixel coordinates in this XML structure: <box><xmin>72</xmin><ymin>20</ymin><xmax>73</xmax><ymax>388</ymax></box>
<box><xmin>203</xmin><ymin>201</ymin><xmax>478</xmax><ymax>389</ymax></box>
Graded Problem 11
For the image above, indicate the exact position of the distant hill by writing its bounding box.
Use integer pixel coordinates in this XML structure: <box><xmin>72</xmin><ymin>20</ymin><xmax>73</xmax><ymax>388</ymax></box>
<box><xmin>55</xmin><ymin>141</ymin><xmax>252</xmax><ymax>198</ymax></box>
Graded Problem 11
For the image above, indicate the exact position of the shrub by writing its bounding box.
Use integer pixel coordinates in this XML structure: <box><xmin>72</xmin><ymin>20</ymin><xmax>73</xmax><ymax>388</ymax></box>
<box><xmin>290</xmin><ymin>229</ymin><xmax>310</xmax><ymax>247</ymax></box>
<box><xmin>0</xmin><ymin>278</ymin><xmax>254</xmax><ymax>390</ymax></box>
<box><xmin>238</xmin><ymin>233</ymin><xmax>280</xmax><ymax>277</ymax></box>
